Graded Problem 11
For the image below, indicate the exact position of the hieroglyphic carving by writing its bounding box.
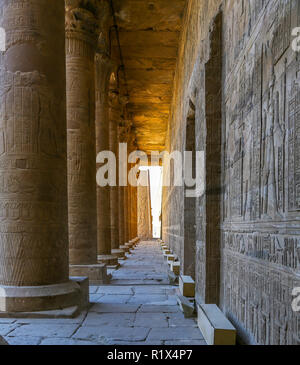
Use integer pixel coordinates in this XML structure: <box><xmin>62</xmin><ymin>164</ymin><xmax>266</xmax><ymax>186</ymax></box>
<box><xmin>0</xmin><ymin>0</ymin><xmax>69</xmax><ymax>287</ymax></box>
<box><xmin>224</xmin><ymin>232</ymin><xmax>300</xmax><ymax>271</ymax></box>
<box><xmin>271</xmin><ymin>0</ymin><xmax>291</xmax><ymax>65</ymax></box>
<box><xmin>224</xmin><ymin>249</ymin><xmax>300</xmax><ymax>344</ymax></box>
<box><xmin>288</xmin><ymin>82</ymin><xmax>300</xmax><ymax>211</ymax></box>
<box><xmin>220</xmin><ymin>0</ymin><xmax>300</xmax><ymax>346</ymax></box>
<box><xmin>66</xmin><ymin>2</ymin><xmax>102</xmax><ymax>265</ymax></box>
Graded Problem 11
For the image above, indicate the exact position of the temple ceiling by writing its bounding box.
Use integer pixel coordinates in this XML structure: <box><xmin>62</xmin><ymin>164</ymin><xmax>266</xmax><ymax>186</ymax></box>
<box><xmin>112</xmin><ymin>0</ymin><xmax>187</xmax><ymax>154</ymax></box>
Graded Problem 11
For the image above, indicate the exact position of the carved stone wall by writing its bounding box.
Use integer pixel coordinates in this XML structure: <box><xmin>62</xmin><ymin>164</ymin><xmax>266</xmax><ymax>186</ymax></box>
<box><xmin>162</xmin><ymin>0</ymin><xmax>300</xmax><ymax>344</ymax></box>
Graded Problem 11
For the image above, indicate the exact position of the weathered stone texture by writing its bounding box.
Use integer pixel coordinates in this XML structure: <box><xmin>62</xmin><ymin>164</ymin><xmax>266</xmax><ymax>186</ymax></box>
<box><xmin>162</xmin><ymin>0</ymin><xmax>300</xmax><ymax>345</ymax></box>
<box><xmin>96</xmin><ymin>53</ymin><xmax>113</xmax><ymax>256</ymax></box>
<box><xmin>109</xmin><ymin>81</ymin><xmax>120</xmax><ymax>250</ymax></box>
<box><xmin>0</xmin><ymin>0</ymin><xmax>69</xmax><ymax>286</ymax></box>
<box><xmin>66</xmin><ymin>1</ymin><xmax>99</xmax><ymax>265</ymax></box>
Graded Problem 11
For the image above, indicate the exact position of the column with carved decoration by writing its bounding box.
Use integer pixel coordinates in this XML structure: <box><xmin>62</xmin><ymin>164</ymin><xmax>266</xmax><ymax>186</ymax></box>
<box><xmin>95</xmin><ymin>33</ymin><xmax>120</xmax><ymax>266</ymax></box>
<box><xmin>66</xmin><ymin>0</ymin><xmax>109</xmax><ymax>283</ymax></box>
<box><xmin>0</xmin><ymin>0</ymin><xmax>87</xmax><ymax>314</ymax></box>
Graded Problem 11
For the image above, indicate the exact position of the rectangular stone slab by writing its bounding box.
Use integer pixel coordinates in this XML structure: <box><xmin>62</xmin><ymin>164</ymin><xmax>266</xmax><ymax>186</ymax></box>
<box><xmin>179</xmin><ymin>275</ymin><xmax>195</xmax><ymax>297</ymax></box>
<box><xmin>171</xmin><ymin>262</ymin><xmax>180</xmax><ymax>275</ymax></box>
<box><xmin>197</xmin><ymin>304</ymin><xmax>236</xmax><ymax>345</ymax></box>
<box><xmin>167</xmin><ymin>255</ymin><xmax>175</xmax><ymax>262</ymax></box>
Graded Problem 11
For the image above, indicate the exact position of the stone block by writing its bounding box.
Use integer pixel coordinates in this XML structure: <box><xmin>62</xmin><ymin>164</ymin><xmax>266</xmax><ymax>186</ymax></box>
<box><xmin>111</xmin><ymin>249</ymin><xmax>126</xmax><ymax>259</ymax></box>
<box><xmin>69</xmin><ymin>264</ymin><xmax>109</xmax><ymax>285</ymax></box>
<box><xmin>168</xmin><ymin>271</ymin><xmax>178</xmax><ymax>285</ymax></box>
<box><xmin>0</xmin><ymin>279</ymin><xmax>85</xmax><ymax>314</ymax></box>
<box><xmin>197</xmin><ymin>304</ymin><xmax>236</xmax><ymax>345</ymax></box>
<box><xmin>70</xmin><ymin>276</ymin><xmax>89</xmax><ymax>310</ymax></box>
<box><xmin>167</xmin><ymin>255</ymin><xmax>175</xmax><ymax>262</ymax></box>
<box><xmin>171</xmin><ymin>262</ymin><xmax>180</xmax><ymax>275</ymax></box>
<box><xmin>179</xmin><ymin>275</ymin><xmax>195</xmax><ymax>297</ymax></box>
<box><xmin>119</xmin><ymin>245</ymin><xmax>130</xmax><ymax>253</ymax></box>
<box><xmin>98</xmin><ymin>255</ymin><xmax>119</xmax><ymax>266</ymax></box>
<box><xmin>176</xmin><ymin>294</ymin><xmax>195</xmax><ymax>318</ymax></box>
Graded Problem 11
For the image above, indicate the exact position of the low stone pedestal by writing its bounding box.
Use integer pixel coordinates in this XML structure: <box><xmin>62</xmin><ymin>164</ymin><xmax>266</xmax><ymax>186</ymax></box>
<box><xmin>171</xmin><ymin>262</ymin><xmax>180</xmax><ymax>276</ymax></box>
<box><xmin>197</xmin><ymin>304</ymin><xmax>236</xmax><ymax>345</ymax></box>
<box><xmin>177</xmin><ymin>294</ymin><xmax>196</xmax><ymax>318</ymax></box>
<box><xmin>0</xmin><ymin>277</ymin><xmax>89</xmax><ymax>316</ymax></box>
<box><xmin>179</xmin><ymin>275</ymin><xmax>195</xmax><ymax>297</ymax></box>
<box><xmin>70</xmin><ymin>264</ymin><xmax>110</xmax><ymax>285</ymax></box>
<box><xmin>111</xmin><ymin>249</ymin><xmax>126</xmax><ymax>259</ymax></box>
<box><xmin>98</xmin><ymin>254</ymin><xmax>119</xmax><ymax>266</ymax></box>
<box><xmin>120</xmin><ymin>245</ymin><xmax>130</xmax><ymax>253</ymax></box>
<box><xmin>168</xmin><ymin>271</ymin><xmax>179</xmax><ymax>285</ymax></box>
<box><xmin>125</xmin><ymin>242</ymin><xmax>134</xmax><ymax>249</ymax></box>
<box><xmin>167</xmin><ymin>255</ymin><xmax>175</xmax><ymax>263</ymax></box>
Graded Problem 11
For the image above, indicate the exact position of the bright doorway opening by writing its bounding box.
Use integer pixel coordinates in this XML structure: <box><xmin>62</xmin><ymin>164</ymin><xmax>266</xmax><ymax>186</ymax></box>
<box><xmin>139</xmin><ymin>166</ymin><xmax>163</xmax><ymax>238</ymax></box>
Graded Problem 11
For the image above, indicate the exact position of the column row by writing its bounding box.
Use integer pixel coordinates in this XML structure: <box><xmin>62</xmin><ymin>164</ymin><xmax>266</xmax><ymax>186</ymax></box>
<box><xmin>0</xmin><ymin>0</ymin><xmax>138</xmax><ymax>315</ymax></box>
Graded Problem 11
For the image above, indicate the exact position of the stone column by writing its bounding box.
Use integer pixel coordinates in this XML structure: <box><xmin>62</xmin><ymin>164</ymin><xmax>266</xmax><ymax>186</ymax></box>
<box><xmin>109</xmin><ymin>87</ymin><xmax>128</xmax><ymax>257</ymax></box>
<box><xmin>95</xmin><ymin>51</ymin><xmax>119</xmax><ymax>266</ymax></box>
<box><xmin>0</xmin><ymin>0</ymin><xmax>86</xmax><ymax>313</ymax></box>
<box><xmin>66</xmin><ymin>0</ymin><xmax>108</xmax><ymax>284</ymax></box>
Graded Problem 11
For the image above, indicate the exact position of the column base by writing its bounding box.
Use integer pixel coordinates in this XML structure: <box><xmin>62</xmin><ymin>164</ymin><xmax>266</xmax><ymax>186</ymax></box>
<box><xmin>98</xmin><ymin>255</ymin><xmax>119</xmax><ymax>267</ymax></box>
<box><xmin>125</xmin><ymin>242</ymin><xmax>134</xmax><ymax>249</ymax></box>
<box><xmin>69</xmin><ymin>264</ymin><xmax>110</xmax><ymax>285</ymax></box>
<box><xmin>119</xmin><ymin>245</ymin><xmax>130</xmax><ymax>253</ymax></box>
<box><xmin>111</xmin><ymin>249</ymin><xmax>126</xmax><ymax>259</ymax></box>
<box><xmin>0</xmin><ymin>277</ymin><xmax>89</xmax><ymax>315</ymax></box>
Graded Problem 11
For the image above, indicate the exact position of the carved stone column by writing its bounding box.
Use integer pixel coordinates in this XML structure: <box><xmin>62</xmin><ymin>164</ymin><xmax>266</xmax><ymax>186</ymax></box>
<box><xmin>95</xmin><ymin>52</ymin><xmax>119</xmax><ymax>266</ymax></box>
<box><xmin>66</xmin><ymin>0</ymin><xmax>109</xmax><ymax>283</ymax></box>
<box><xmin>109</xmin><ymin>86</ymin><xmax>127</xmax><ymax>256</ymax></box>
<box><xmin>0</xmin><ymin>0</ymin><xmax>86</xmax><ymax>313</ymax></box>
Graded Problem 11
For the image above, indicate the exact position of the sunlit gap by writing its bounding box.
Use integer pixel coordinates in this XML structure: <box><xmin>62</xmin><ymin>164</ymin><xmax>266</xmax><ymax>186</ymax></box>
<box><xmin>139</xmin><ymin>166</ymin><xmax>163</xmax><ymax>238</ymax></box>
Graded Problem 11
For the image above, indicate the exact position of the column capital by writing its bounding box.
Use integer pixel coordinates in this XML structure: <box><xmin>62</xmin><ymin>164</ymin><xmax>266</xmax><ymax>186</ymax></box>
<box><xmin>65</xmin><ymin>0</ymin><xmax>110</xmax><ymax>47</ymax></box>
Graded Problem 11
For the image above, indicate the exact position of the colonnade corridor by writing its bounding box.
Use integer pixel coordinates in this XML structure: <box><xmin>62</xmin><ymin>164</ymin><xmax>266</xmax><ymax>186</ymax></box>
<box><xmin>0</xmin><ymin>241</ymin><xmax>205</xmax><ymax>345</ymax></box>
<box><xmin>0</xmin><ymin>0</ymin><xmax>299</xmax><ymax>349</ymax></box>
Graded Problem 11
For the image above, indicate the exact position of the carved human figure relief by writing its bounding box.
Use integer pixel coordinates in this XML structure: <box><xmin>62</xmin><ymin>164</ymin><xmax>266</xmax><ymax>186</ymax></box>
<box><xmin>261</xmin><ymin>72</ymin><xmax>278</xmax><ymax>218</ymax></box>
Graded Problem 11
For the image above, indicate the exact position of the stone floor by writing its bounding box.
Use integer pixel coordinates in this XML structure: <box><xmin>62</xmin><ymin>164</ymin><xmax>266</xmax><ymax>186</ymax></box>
<box><xmin>2</xmin><ymin>240</ymin><xmax>206</xmax><ymax>345</ymax></box>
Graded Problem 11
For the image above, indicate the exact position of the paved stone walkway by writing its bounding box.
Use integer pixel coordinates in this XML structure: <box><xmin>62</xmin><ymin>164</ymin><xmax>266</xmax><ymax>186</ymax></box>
<box><xmin>2</xmin><ymin>240</ymin><xmax>206</xmax><ymax>345</ymax></box>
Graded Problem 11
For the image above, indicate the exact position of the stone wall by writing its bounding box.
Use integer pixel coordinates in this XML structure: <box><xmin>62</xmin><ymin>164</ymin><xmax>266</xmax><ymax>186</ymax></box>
<box><xmin>162</xmin><ymin>0</ymin><xmax>300</xmax><ymax>345</ymax></box>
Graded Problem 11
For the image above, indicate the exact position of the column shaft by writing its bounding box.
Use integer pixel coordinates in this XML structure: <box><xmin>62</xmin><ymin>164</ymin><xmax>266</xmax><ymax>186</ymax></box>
<box><xmin>0</xmin><ymin>0</ymin><xmax>84</xmax><ymax>312</ymax></box>
<box><xmin>66</xmin><ymin>1</ymin><xmax>109</xmax><ymax>283</ymax></box>
<box><xmin>95</xmin><ymin>54</ymin><xmax>112</xmax><ymax>257</ymax></box>
<box><xmin>109</xmin><ymin>91</ymin><xmax>120</xmax><ymax>250</ymax></box>
<box><xmin>66</xmin><ymin>13</ymin><xmax>97</xmax><ymax>265</ymax></box>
